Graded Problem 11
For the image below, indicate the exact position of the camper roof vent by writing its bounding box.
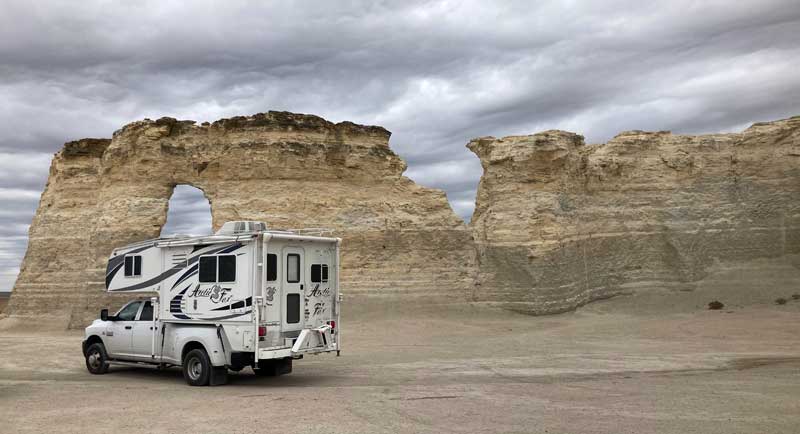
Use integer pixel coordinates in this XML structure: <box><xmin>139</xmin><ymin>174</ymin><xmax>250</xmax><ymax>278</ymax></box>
<box><xmin>215</xmin><ymin>221</ymin><xmax>268</xmax><ymax>235</ymax></box>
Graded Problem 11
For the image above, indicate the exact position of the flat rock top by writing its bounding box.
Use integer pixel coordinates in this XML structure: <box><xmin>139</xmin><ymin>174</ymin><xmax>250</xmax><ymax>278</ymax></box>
<box><xmin>113</xmin><ymin>111</ymin><xmax>391</xmax><ymax>146</ymax></box>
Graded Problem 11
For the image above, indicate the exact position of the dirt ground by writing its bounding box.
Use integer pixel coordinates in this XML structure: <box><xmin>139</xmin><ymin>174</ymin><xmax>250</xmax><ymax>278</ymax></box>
<box><xmin>1</xmin><ymin>297</ymin><xmax>799</xmax><ymax>434</ymax></box>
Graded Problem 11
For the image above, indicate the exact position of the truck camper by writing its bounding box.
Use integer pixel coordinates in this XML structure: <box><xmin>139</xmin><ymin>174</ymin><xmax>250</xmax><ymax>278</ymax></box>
<box><xmin>82</xmin><ymin>221</ymin><xmax>341</xmax><ymax>386</ymax></box>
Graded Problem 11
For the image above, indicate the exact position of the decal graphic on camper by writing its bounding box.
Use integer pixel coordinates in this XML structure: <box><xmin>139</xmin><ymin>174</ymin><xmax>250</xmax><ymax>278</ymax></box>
<box><xmin>170</xmin><ymin>286</ymin><xmax>191</xmax><ymax>319</ymax></box>
<box><xmin>309</xmin><ymin>284</ymin><xmax>331</xmax><ymax>297</ymax></box>
<box><xmin>265</xmin><ymin>286</ymin><xmax>277</xmax><ymax>306</ymax></box>
<box><xmin>313</xmin><ymin>301</ymin><xmax>327</xmax><ymax>316</ymax></box>
<box><xmin>188</xmin><ymin>284</ymin><xmax>233</xmax><ymax>304</ymax></box>
<box><xmin>105</xmin><ymin>242</ymin><xmax>244</xmax><ymax>292</ymax></box>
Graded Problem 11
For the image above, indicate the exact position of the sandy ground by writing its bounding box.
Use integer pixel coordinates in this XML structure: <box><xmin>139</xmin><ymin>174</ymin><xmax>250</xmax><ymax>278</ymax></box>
<box><xmin>1</xmin><ymin>298</ymin><xmax>799</xmax><ymax>434</ymax></box>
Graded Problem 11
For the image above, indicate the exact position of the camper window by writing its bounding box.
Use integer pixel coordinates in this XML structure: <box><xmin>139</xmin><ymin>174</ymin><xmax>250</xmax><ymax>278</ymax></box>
<box><xmin>266</xmin><ymin>254</ymin><xmax>277</xmax><ymax>282</ymax></box>
<box><xmin>311</xmin><ymin>264</ymin><xmax>328</xmax><ymax>283</ymax></box>
<box><xmin>286</xmin><ymin>294</ymin><xmax>300</xmax><ymax>323</ymax></box>
<box><xmin>124</xmin><ymin>255</ymin><xmax>142</xmax><ymax>277</ymax></box>
<box><xmin>311</xmin><ymin>264</ymin><xmax>329</xmax><ymax>283</ymax></box>
<box><xmin>311</xmin><ymin>264</ymin><xmax>321</xmax><ymax>283</ymax></box>
<box><xmin>199</xmin><ymin>255</ymin><xmax>237</xmax><ymax>283</ymax></box>
<box><xmin>287</xmin><ymin>254</ymin><xmax>300</xmax><ymax>283</ymax></box>
<box><xmin>199</xmin><ymin>256</ymin><xmax>217</xmax><ymax>282</ymax></box>
<box><xmin>218</xmin><ymin>255</ymin><xmax>236</xmax><ymax>282</ymax></box>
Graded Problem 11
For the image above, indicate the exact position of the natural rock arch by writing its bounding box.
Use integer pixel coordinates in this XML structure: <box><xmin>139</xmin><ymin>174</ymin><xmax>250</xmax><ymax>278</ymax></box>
<box><xmin>160</xmin><ymin>184</ymin><xmax>213</xmax><ymax>237</ymax></box>
<box><xmin>8</xmin><ymin>112</ymin><xmax>475</xmax><ymax>327</ymax></box>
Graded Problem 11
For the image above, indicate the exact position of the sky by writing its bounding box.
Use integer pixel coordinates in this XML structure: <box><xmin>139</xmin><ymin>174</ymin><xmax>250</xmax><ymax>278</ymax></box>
<box><xmin>1</xmin><ymin>0</ymin><xmax>799</xmax><ymax>291</ymax></box>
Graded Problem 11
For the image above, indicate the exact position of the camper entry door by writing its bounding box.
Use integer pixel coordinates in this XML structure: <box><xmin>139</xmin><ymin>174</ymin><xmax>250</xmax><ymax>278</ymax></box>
<box><xmin>282</xmin><ymin>247</ymin><xmax>305</xmax><ymax>332</ymax></box>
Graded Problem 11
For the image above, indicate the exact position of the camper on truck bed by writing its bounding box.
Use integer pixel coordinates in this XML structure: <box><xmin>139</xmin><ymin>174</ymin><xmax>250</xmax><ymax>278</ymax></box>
<box><xmin>82</xmin><ymin>221</ymin><xmax>342</xmax><ymax>386</ymax></box>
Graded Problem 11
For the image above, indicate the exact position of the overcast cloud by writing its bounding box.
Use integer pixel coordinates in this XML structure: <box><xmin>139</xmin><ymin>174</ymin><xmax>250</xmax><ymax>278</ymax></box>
<box><xmin>1</xmin><ymin>0</ymin><xmax>799</xmax><ymax>291</ymax></box>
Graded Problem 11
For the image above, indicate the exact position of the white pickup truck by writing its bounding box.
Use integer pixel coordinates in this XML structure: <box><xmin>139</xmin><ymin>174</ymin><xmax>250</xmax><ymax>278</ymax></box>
<box><xmin>82</xmin><ymin>221</ymin><xmax>341</xmax><ymax>386</ymax></box>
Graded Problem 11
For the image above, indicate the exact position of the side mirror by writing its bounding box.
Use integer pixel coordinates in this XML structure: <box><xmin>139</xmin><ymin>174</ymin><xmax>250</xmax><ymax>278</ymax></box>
<box><xmin>100</xmin><ymin>309</ymin><xmax>109</xmax><ymax>321</ymax></box>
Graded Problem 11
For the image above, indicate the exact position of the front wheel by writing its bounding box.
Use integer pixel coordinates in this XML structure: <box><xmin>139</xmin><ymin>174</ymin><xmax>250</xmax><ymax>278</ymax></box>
<box><xmin>182</xmin><ymin>348</ymin><xmax>211</xmax><ymax>386</ymax></box>
<box><xmin>85</xmin><ymin>343</ymin><xmax>109</xmax><ymax>374</ymax></box>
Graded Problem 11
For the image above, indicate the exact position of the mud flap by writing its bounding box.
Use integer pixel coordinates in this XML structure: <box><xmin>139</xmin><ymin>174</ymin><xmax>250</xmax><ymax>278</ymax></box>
<box><xmin>256</xmin><ymin>358</ymin><xmax>292</xmax><ymax>376</ymax></box>
<box><xmin>291</xmin><ymin>325</ymin><xmax>333</xmax><ymax>354</ymax></box>
<box><xmin>209</xmin><ymin>366</ymin><xmax>228</xmax><ymax>386</ymax></box>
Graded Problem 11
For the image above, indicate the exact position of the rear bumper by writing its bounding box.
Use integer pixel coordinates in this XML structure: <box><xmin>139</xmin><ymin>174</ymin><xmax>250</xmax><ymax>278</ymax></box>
<box><xmin>257</xmin><ymin>343</ymin><xmax>337</xmax><ymax>360</ymax></box>
<box><xmin>258</xmin><ymin>325</ymin><xmax>337</xmax><ymax>360</ymax></box>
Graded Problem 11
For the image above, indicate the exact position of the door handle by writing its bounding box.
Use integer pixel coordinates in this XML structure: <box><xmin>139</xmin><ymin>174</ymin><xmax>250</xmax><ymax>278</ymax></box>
<box><xmin>125</xmin><ymin>325</ymin><xmax>132</xmax><ymax>330</ymax></box>
<box><xmin>300</xmin><ymin>284</ymin><xmax>304</xmax><ymax>290</ymax></box>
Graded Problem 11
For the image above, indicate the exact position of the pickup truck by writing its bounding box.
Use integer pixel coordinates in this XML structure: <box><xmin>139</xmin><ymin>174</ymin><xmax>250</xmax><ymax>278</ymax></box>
<box><xmin>83</xmin><ymin>299</ymin><xmax>303</xmax><ymax>385</ymax></box>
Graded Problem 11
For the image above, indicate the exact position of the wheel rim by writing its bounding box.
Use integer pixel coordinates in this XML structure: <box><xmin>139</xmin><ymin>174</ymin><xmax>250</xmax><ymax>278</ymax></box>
<box><xmin>88</xmin><ymin>350</ymin><xmax>101</xmax><ymax>370</ymax></box>
<box><xmin>187</xmin><ymin>357</ymin><xmax>202</xmax><ymax>380</ymax></box>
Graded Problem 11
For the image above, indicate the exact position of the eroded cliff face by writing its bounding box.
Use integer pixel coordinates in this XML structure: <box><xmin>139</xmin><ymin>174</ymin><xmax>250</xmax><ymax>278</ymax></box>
<box><xmin>8</xmin><ymin>112</ymin><xmax>799</xmax><ymax>324</ymax></box>
<box><xmin>469</xmin><ymin>117</ymin><xmax>800</xmax><ymax>314</ymax></box>
<box><xmin>9</xmin><ymin>139</ymin><xmax>111</xmax><ymax>317</ymax></box>
<box><xmin>7</xmin><ymin>112</ymin><xmax>474</xmax><ymax>326</ymax></box>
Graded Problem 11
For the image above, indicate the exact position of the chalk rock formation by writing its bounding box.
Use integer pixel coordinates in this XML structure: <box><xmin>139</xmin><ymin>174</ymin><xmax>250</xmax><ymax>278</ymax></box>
<box><xmin>8</xmin><ymin>112</ymin><xmax>473</xmax><ymax>326</ymax></box>
<box><xmin>469</xmin><ymin>117</ymin><xmax>800</xmax><ymax>314</ymax></box>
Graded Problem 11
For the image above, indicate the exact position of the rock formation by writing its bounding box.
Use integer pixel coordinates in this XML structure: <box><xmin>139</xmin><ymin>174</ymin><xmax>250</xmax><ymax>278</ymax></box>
<box><xmin>469</xmin><ymin>116</ymin><xmax>800</xmax><ymax>314</ymax></box>
<box><xmin>7</xmin><ymin>111</ymin><xmax>800</xmax><ymax>325</ymax></box>
<box><xmin>7</xmin><ymin>112</ymin><xmax>474</xmax><ymax>326</ymax></box>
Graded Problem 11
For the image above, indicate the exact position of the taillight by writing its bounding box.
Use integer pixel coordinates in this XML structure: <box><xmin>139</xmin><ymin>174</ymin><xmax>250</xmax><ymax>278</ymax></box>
<box><xmin>327</xmin><ymin>321</ymin><xmax>336</xmax><ymax>329</ymax></box>
<box><xmin>258</xmin><ymin>326</ymin><xmax>266</xmax><ymax>336</ymax></box>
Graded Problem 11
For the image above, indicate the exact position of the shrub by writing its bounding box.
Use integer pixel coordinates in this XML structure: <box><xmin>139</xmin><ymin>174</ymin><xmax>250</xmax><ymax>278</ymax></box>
<box><xmin>708</xmin><ymin>300</ymin><xmax>724</xmax><ymax>310</ymax></box>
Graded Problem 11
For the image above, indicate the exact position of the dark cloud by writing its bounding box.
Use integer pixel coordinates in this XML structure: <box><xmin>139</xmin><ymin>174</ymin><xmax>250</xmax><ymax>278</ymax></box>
<box><xmin>1</xmin><ymin>0</ymin><xmax>799</xmax><ymax>290</ymax></box>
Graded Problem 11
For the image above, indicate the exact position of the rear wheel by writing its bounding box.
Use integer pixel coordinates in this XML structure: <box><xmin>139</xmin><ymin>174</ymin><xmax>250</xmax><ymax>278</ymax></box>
<box><xmin>85</xmin><ymin>343</ymin><xmax>109</xmax><ymax>374</ymax></box>
<box><xmin>182</xmin><ymin>348</ymin><xmax>211</xmax><ymax>386</ymax></box>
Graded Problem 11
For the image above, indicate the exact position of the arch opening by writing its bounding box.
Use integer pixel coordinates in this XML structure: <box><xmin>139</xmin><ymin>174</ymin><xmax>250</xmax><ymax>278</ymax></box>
<box><xmin>160</xmin><ymin>185</ymin><xmax>213</xmax><ymax>237</ymax></box>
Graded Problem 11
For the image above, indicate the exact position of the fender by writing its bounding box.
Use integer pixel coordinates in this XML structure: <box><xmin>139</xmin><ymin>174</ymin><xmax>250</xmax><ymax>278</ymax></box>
<box><xmin>171</xmin><ymin>325</ymin><xmax>228</xmax><ymax>367</ymax></box>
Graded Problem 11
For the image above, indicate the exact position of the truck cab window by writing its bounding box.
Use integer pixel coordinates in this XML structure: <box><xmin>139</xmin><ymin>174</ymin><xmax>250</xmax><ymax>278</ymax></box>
<box><xmin>124</xmin><ymin>255</ymin><xmax>142</xmax><ymax>277</ymax></box>
<box><xmin>138</xmin><ymin>301</ymin><xmax>153</xmax><ymax>321</ymax></box>
<box><xmin>117</xmin><ymin>301</ymin><xmax>141</xmax><ymax>321</ymax></box>
<box><xmin>266</xmin><ymin>254</ymin><xmax>277</xmax><ymax>282</ymax></box>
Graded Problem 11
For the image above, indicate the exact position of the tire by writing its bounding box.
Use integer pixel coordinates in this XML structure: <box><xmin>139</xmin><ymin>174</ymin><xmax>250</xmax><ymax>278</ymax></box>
<box><xmin>85</xmin><ymin>342</ymin><xmax>110</xmax><ymax>375</ymax></box>
<box><xmin>182</xmin><ymin>348</ymin><xmax>211</xmax><ymax>386</ymax></box>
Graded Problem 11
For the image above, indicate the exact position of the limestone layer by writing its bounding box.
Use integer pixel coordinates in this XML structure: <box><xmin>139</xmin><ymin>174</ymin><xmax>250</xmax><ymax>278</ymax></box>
<box><xmin>7</xmin><ymin>112</ymin><xmax>473</xmax><ymax>326</ymax></box>
<box><xmin>468</xmin><ymin>117</ymin><xmax>800</xmax><ymax>314</ymax></box>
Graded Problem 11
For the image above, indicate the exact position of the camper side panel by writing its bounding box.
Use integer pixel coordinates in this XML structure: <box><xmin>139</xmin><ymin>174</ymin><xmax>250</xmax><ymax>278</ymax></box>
<box><xmin>106</xmin><ymin>245</ymin><xmax>163</xmax><ymax>293</ymax></box>
<box><xmin>160</xmin><ymin>241</ymin><xmax>254</xmax><ymax>322</ymax></box>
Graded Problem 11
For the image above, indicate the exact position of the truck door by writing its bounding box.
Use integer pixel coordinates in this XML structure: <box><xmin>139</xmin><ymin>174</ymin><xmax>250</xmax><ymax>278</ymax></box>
<box><xmin>282</xmin><ymin>247</ymin><xmax>305</xmax><ymax>332</ymax></box>
<box><xmin>105</xmin><ymin>300</ymin><xmax>141</xmax><ymax>358</ymax></box>
<box><xmin>131</xmin><ymin>300</ymin><xmax>155</xmax><ymax>360</ymax></box>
